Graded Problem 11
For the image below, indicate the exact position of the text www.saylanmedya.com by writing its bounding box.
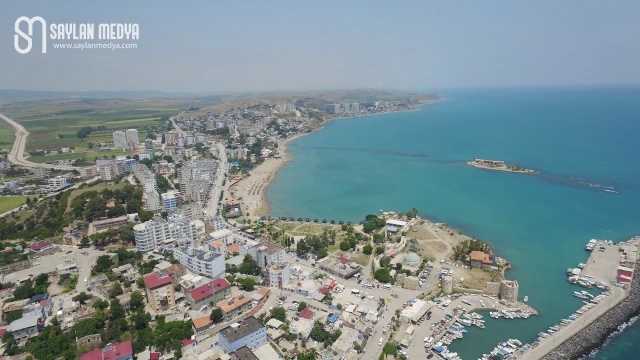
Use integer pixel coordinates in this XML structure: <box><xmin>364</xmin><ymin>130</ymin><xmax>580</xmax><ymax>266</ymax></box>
<box><xmin>52</xmin><ymin>42</ymin><xmax>138</xmax><ymax>50</ymax></box>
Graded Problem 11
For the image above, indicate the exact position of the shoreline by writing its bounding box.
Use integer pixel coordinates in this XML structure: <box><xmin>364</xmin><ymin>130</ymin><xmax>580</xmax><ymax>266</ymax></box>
<box><xmin>229</xmin><ymin>101</ymin><xmax>436</xmax><ymax>219</ymax></box>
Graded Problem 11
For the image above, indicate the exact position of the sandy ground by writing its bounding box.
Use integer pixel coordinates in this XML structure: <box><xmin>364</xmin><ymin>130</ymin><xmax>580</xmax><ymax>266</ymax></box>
<box><xmin>229</xmin><ymin>132</ymin><xmax>308</xmax><ymax>218</ymax></box>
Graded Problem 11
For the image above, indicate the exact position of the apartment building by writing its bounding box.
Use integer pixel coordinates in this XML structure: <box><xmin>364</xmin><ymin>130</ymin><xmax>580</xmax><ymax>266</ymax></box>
<box><xmin>172</xmin><ymin>246</ymin><xmax>225</xmax><ymax>279</ymax></box>
<box><xmin>143</xmin><ymin>273</ymin><xmax>175</xmax><ymax>311</ymax></box>
<box><xmin>248</xmin><ymin>242</ymin><xmax>286</xmax><ymax>269</ymax></box>
<box><xmin>133</xmin><ymin>216</ymin><xmax>196</xmax><ymax>253</ymax></box>
<box><xmin>218</xmin><ymin>317</ymin><xmax>267</xmax><ymax>353</ymax></box>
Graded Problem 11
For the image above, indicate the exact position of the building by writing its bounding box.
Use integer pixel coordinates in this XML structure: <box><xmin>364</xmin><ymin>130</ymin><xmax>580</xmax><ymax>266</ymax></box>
<box><xmin>324</xmin><ymin>103</ymin><xmax>338</xmax><ymax>115</ymax></box>
<box><xmin>192</xmin><ymin>315</ymin><xmax>213</xmax><ymax>333</ymax></box>
<box><xmin>208</xmin><ymin>229</ymin><xmax>235</xmax><ymax>246</ymax></box>
<box><xmin>217</xmin><ymin>293</ymin><xmax>253</xmax><ymax>320</ymax></box>
<box><xmin>321</xmin><ymin>327</ymin><xmax>359</xmax><ymax>360</ymax></box>
<box><xmin>195</xmin><ymin>133</ymin><xmax>206</xmax><ymax>144</ymax></box>
<box><xmin>264</xmin><ymin>262</ymin><xmax>290</xmax><ymax>288</ymax></box>
<box><xmin>186</xmin><ymin>278</ymin><xmax>232</xmax><ymax>310</ymax></box>
<box><xmin>161</xmin><ymin>192</ymin><xmax>177</xmax><ymax>212</ymax></box>
<box><xmin>81</xmin><ymin>166</ymin><xmax>96</xmax><ymax>178</ymax></box>
<box><xmin>7</xmin><ymin>315</ymin><xmax>42</xmax><ymax>340</ymax></box>
<box><xmin>134</xmin><ymin>216</ymin><xmax>196</xmax><ymax>253</ymax></box>
<box><xmin>125</xmin><ymin>129</ymin><xmax>139</xmax><ymax>149</ymax></box>
<box><xmin>143</xmin><ymin>192</ymin><xmax>162</xmax><ymax>213</ymax></box>
<box><xmin>248</xmin><ymin>242</ymin><xmax>285</xmax><ymax>269</ymax></box>
<box><xmin>27</xmin><ymin>241</ymin><xmax>53</xmax><ymax>253</ymax></box>
<box><xmin>317</xmin><ymin>256</ymin><xmax>362</xmax><ymax>279</ymax></box>
<box><xmin>351</xmin><ymin>103</ymin><xmax>360</xmax><ymax>113</ymax></box>
<box><xmin>145</xmin><ymin>138</ymin><xmax>154</xmax><ymax>149</ymax></box>
<box><xmin>469</xmin><ymin>251</ymin><xmax>493</xmax><ymax>269</ymax></box>
<box><xmin>172</xmin><ymin>246</ymin><xmax>225</xmax><ymax>279</ymax></box>
<box><xmin>230</xmin><ymin>346</ymin><xmax>259</xmax><ymax>360</ymax></box>
<box><xmin>165</xmin><ymin>131</ymin><xmax>177</xmax><ymax>145</ymax></box>
<box><xmin>88</xmin><ymin>215</ymin><xmax>128</xmax><ymax>234</ymax></box>
<box><xmin>80</xmin><ymin>341</ymin><xmax>133</xmax><ymax>360</ymax></box>
<box><xmin>143</xmin><ymin>273</ymin><xmax>175</xmax><ymax>311</ymax></box>
<box><xmin>47</xmin><ymin>176</ymin><xmax>70</xmax><ymax>188</ymax></box>
<box><xmin>401</xmin><ymin>252</ymin><xmax>422</xmax><ymax>270</ymax></box>
<box><xmin>209</xmin><ymin>241</ymin><xmax>227</xmax><ymax>256</ymax></box>
<box><xmin>113</xmin><ymin>130</ymin><xmax>127</xmax><ymax>149</ymax></box>
<box><xmin>218</xmin><ymin>317</ymin><xmax>267</xmax><ymax>353</ymax></box>
<box><xmin>57</xmin><ymin>263</ymin><xmax>78</xmax><ymax>276</ymax></box>
<box><xmin>96</xmin><ymin>159</ymin><xmax>119</xmax><ymax>181</ymax></box>
<box><xmin>32</xmin><ymin>166</ymin><xmax>47</xmax><ymax>179</ymax></box>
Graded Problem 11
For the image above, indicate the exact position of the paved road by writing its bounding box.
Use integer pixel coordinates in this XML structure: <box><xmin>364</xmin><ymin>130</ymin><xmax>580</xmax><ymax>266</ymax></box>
<box><xmin>0</xmin><ymin>113</ymin><xmax>76</xmax><ymax>170</ymax></box>
<box><xmin>204</xmin><ymin>142</ymin><xmax>228</xmax><ymax>218</ymax></box>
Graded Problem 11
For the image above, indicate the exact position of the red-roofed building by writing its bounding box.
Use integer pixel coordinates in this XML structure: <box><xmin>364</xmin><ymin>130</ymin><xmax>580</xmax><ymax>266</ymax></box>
<box><xmin>0</xmin><ymin>328</ymin><xmax>6</xmax><ymax>337</ymax></box>
<box><xmin>27</xmin><ymin>241</ymin><xmax>53</xmax><ymax>253</ymax></box>
<box><xmin>337</xmin><ymin>257</ymin><xmax>351</xmax><ymax>264</ymax></box>
<box><xmin>80</xmin><ymin>340</ymin><xmax>133</xmax><ymax>360</ymax></box>
<box><xmin>149</xmin><ymin>353</ymin><xmax>159</xmax><ymax>360</ymax></box>
<box><xmin>143</xmin><ymin>273</ymin><xmax>175</xmax><ymax>311</ymax></box>
<box><xmin>181</xmin><ymin>339</ymin><xmax>196</xmax><ymax>349</ymax></box>
<box><xmin>298</xmin><ymin>308</ymin><xmax>314</xmax><ymax>320</ymax></box>
<box><xmin>186</xmin><ymin>278</ymin><xmax>232</xmax><ymax>310</ymax></box>
<box><xmin>329</xmin><ymin>280</ymin><xmax>336</xmax><ymax>288</ymax></box>
<box><xmin>319</xmin><ymin>287</ymin><xmax>331</xmax><ymax>294</ymax></box>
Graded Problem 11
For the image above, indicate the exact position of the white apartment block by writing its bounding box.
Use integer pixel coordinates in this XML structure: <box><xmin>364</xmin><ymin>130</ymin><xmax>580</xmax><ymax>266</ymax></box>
<box><xmin>113</xmin><ymin>130</ymin><xmax>127</xmax><ymax>149</ymax></box>
<box><xmin>172</xmin><ymin>246</ymin><xmax>225</xmax><ymax>279</ymax></box>
<box><xmin>47</xmin><ymin>176</ymin><xmax>69</xmax><ymax>188</ymax></box>
<box><xmin>125</xmin><ymin>129</ymin><xmax>139</xmax><ymax>148</ymax></box>
<box><xmin>96</xmin><ymin>160</ymin><xmax>119</xmax><ymax>181</ymax></box>
<box><xmin>143</xmin><ymin>192</ymin><xmax>162</xmax><ymax>212</ymax></box>
<box><xmin>248</xmin><ymin>242</ymin><xmax>286</xmax><ymax>269</ymax></box>
<box><xmin>133</xmin><ymin>216</ymin><xmax>196</xmax><ymax>253</ymax></box>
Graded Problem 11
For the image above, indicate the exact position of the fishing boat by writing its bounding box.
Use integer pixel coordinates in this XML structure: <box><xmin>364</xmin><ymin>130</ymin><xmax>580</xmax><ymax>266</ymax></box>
<box><xmin>524</xmin><ymin>295</ymin><xmax>529</xmax><ymax>302</ymax></box>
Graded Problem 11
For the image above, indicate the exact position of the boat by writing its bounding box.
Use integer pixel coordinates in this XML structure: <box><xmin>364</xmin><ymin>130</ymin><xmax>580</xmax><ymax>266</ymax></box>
<box><xmin>578</xmin><ymin>263</ymin><xmax>586</xmax><ymax>268</ymax></box>
<box><xmin>524</xmin><ymin>295</ymin><xmax>529</xmax><ymax>302</ymax></box>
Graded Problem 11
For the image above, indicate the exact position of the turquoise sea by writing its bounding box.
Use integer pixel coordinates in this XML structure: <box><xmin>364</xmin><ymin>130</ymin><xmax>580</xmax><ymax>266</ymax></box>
<box><xmin>267</xmin><ymin>86</ymin><xmax>640</xmax><ymax>359</ymax></box>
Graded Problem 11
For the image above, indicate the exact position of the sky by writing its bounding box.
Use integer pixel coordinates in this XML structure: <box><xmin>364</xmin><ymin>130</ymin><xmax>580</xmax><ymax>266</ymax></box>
<box><xmin>1</xmin><ymin>0</ymin><xmax>639</xmax><ymax>93</ymax></box>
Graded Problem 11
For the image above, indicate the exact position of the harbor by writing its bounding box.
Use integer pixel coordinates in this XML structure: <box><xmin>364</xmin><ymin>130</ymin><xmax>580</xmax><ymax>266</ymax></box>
<box><xmin>514</xmin><ymin>237</ymin><xmax>640</xmax><ymax>359</ymax></box>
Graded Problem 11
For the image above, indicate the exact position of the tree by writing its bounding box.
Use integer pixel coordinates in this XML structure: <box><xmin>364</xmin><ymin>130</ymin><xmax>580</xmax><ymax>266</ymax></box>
<box><xmin>375</xmin><ymin>246</ymin><xmax>384</xmax><ymax>256</ymax></box>
<box><xmin>363</xmin><ymin>245</ymin><xmax>373</xmax><ymax>255</ymax></box>
<box><xmin>139</xmin><ymin>210</ymin><xmax>154</xmax><ymax>222</ymax></box>
<box><xmin>210</xmin><ymin>307</ymin><xmax>224</xmax><ymax>324</ymax></box>
<box><xmin>297</xmin><ymin>301</ymin><xmax>307</xmax><ymax>312</ymax></box>
<box><xmin>236</xmin><ymin>277</ymin><xmax>256</xmax><ymax>291</ymax></box>
<box><xmin>80</xmin><ymin>236</ymin><xmax>90</xmax><ymax>248</ymax></box>
<box><xmin>109</xmin><ymin>282</ymin><xmax>123</xmax><ymax>298</ymax></box>
<box><xmin>108</xmin><ymin>298</ymin><xmax>125</xmax><ymax>321</ymax></box>
<box><xmin>129</xmin><ymin>291</ymin><xmax>144</xmax><ymax>310</ymax></box>
<box><xmin>269</xmin><ymin>307</ymin><xmax>286</xmax><ymax>322</ymax></box>
<box><xmin>73</xmin><ymin>292</ymin><xmax>92</xmax><ymax>305</ymax></box>
<box><xmin>383</xmin><ymin>342</ymin><xmax>397</xmax><ymax>355</ymax></box>
<box><xmin>374</xmin><ymin>268</ymin><xmax>393</xmax><ymax>283</ymax></box>
<box><xmin>339</xmin><ymin>240</ymin><xmax>350</xmax><ymax>251</ymax></box>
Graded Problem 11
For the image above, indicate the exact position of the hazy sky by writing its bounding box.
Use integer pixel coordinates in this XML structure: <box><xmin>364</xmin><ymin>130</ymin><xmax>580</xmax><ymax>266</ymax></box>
<box><xmin>2</xmin><ymin>0</ymin><xmax>639</xmax><ymax>92</ymax></box>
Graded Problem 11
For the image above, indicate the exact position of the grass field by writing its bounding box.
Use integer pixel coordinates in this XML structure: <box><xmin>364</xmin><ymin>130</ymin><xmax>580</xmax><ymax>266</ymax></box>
<box><xmin>0</xmin><ymin>196</ymin><xmax>28</xmax><ymax>213</ymax></box>
<box><xmin>1</xmin><ymin>98</ymin><xmax>211</xmax><ymax>151</ymax></box>
<box><xmin>65</xmin><ymin>182</ymin><xmax>126</xmax><ymax>213</ymax></box>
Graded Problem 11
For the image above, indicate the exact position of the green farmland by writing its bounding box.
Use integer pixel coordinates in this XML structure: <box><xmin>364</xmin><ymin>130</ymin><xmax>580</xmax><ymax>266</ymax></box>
<box><xmin>1</xmin><ymin>98</ymin><xmax>210</xmax><ymax>151</ymax></box>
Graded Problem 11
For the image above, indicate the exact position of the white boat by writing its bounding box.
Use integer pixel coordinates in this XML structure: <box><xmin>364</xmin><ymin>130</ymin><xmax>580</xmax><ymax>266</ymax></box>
<box><xmin>523</xmin><ymin>295</ymin><xmax>529</xmax><ymax>302</ymax></box>
<box><xmin>578</xmin><ymin>263</ymin><xmax>586</xmax><ymax>268</ymax></box>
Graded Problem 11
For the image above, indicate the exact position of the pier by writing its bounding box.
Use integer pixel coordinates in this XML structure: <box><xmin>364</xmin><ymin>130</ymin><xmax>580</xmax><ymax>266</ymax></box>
<box><xmin>517</xmin><ymin>238</ymin><xmax>640</xmax><ymax>360</ymax></box>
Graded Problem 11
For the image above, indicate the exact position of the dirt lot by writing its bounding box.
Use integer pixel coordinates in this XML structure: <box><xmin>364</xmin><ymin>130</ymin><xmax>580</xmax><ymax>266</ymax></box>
<box><xmin>450</xmin><ymin>267</ymin><xmax>499</xmax><ymax>290</ymax></box>
<box><xmin>415</xmin><ymin>239</ymin><xmax>450</xmax><ymax>261</ymax></box>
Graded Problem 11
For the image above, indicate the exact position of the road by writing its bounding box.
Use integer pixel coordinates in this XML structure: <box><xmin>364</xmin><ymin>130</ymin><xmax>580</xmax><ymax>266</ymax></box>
<box><xmin>171</xmin><ymin>116</ymin><xmax>186</xmax><ymax>136</ymax></box>
<box><xmin>204</xmin><ymin>142</ymin><xmax>229</xmax><ymax>218</ymax></box>
<box><xmin>0</xmin><ymin>113</ymin><xmax>76</xmax><ymax>170</ymax></box>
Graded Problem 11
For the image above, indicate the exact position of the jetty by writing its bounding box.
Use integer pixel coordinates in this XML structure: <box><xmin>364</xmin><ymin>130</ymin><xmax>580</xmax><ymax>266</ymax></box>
<box><xmin>467</xmin><ymin>159</ymin><xmax>537</xmax><ymax>174</ymax></box>
<box><xmin>517</xmin><ymin>237</ymin><xmax>640</xmax><ymax>360</ymax></box>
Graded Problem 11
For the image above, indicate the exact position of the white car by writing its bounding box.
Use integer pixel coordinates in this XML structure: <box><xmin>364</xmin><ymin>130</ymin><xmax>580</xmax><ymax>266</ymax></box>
<box><xmin>378</xmin><ymin>338</ymin><xmax>383</xmax><ymax>346</ymax></box>
<box><xmin>313</xmin><ymin>341</ymin><xmax>318</xmax><ymax>348</ymax></box>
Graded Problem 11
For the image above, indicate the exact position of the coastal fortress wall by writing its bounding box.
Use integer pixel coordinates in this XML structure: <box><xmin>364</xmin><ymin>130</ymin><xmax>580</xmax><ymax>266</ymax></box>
<box><xmin>541</xmin><ymin>261</ymin><xmax>640</xmax><ymax>360</ymax></box>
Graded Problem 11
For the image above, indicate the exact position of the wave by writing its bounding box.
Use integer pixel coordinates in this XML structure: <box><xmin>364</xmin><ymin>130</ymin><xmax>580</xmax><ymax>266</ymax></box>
<box><xmin>579</xmin><ymin>315</ymin><xmax>640</xmax><ymax>359</ymax></box>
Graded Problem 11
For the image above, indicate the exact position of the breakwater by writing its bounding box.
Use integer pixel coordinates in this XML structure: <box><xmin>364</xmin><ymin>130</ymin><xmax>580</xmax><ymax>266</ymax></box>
<box><xmin>541</xmin><ymin>262</ymin><xmax>640</xmax><ymax>360</ymax></box>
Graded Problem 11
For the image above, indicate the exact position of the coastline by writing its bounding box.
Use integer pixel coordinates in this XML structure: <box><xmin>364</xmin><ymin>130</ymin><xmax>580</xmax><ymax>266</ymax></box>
<box><xmin>230</xmin><ymin>101</ymin><xmax>436</xmax><ymax>219</ymax></box>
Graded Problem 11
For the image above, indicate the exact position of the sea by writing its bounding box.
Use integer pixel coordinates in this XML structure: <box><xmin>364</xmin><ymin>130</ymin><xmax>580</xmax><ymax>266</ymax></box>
<box><xmin>266</xmin><ymin>86</ymin><xmax>640</xmax><ymax>360</ymax></box>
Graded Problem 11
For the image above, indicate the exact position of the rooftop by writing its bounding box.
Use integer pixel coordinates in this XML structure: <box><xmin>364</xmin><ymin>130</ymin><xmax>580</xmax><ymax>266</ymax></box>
<box><xmin>231</xmin><ymin>346</ymin><xmax>259</xmax><ymax>360</ymax></box>
<box><xmin>80</xmin><ymin>341</ymin><xmax>133</xmax><ymax>360</ymax></box>
<box><xmin>252</xmin><ymin>242</ymin><xmax>285</xmax><ymax>255</ymax></box>
<box><xmin>219</xmin><ymin>316</ymin><xmax>264</xmax><ymax>343</ymax></box>
<box><xmin>298</xmin><ymin>308</ymin><xmax>314</xmax><ymax>319</ymax></box>
<box><xmin>192</xmin><ymin>315</ymin><xmax>213</xmax><ymax>330</ymax></box>
<box><xmin>143</xmin><ymin>273</ymin><xmax>173</xmax><ymax>289</ymax></box>
<box><xmin>188</xmin><ymin>279</ymin><xmax>231</xmax><ymax>302</ymax></box>
<box><xmin>469</xmin><ymin>251</ymin><xmax>492</xmax><ymax>264</ymax></box>
<box><xmin>217</xmin><ymin>293</ymin><xmax>253</xmax><ymax>313</ymax></box>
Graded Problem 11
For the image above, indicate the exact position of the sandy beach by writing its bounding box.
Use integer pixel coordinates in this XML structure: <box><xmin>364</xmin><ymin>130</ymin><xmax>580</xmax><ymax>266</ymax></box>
<box><xmin>228</xmin><ymin>102</ymin><xmax>436</xmax><ymax>219</ymax></box>
<box><xmin>228</xmin><ymin>132</ymin><xmax>307</xmax><ymax>218</ymax></box>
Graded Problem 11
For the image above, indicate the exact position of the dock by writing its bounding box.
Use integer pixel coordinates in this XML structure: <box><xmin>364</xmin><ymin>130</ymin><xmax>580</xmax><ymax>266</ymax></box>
<box><xmin>516</xmin><ymin>238</ymin><xmax>639</xmax><ymax>360</ymax></box>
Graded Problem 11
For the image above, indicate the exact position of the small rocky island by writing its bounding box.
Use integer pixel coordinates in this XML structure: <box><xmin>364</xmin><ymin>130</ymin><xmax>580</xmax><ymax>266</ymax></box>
<box><xmin>468</xmin><ymin>158</ymin><xmax>537</xmax><ymax>174</ymax></box>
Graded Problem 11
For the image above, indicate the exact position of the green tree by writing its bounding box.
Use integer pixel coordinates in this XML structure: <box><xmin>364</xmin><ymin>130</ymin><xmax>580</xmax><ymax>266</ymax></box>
<box><xmin>109</xmin><ymin>283</ymin><xmax>123</xmax><ymax>299</ymax></box>
<box><xmin>363</xmin><ymin>245</ymin><xmax>373</xmax><ymax>255</ymax></box>
<box><xmin>269</xmin><ymin>307</ymin><xmax>286</xmax><ymax>322</ymax></box>
<box><xmin>236</xmin><ymin>277</ymin><xmax>256</xmax><ymax>291</ymax></box>
<box><xmin>375</xmin><ymin>246</ymin><xmax>384</xmax><ymax>256</ymax></box>
<box><xmin>339</xmin><ymin>240</ymin><xmax>350</xmax><ymax>251</ymax></box>
<box><xmin>129</xmin><ymin>291</ymin><xmax>144</xmax><ymax>310</ymax></box>
<box><xmin>383</xmin><ymin>342</ymin><xmax>397</xmax><ymax>355</ymax></box>
<box><xmin>297</xmin><ymin>301</ymin><xmax>307</xmax><ymax>312</ymax></box>
<box><xmin>72</xmin><ymin>292</ymin><xmax>92</xmax><ymax>305</ymax></box>
<box><xmin>374</xmin><ymin>268</ymin><xmax>393</xmax><ymax>283</ymax></box>
<box><xmin>210</xmin><ymin>307</ymin><xmax>224</xmax><ymax>324</ymax></box>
